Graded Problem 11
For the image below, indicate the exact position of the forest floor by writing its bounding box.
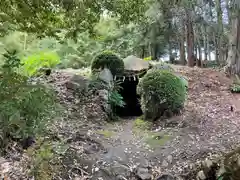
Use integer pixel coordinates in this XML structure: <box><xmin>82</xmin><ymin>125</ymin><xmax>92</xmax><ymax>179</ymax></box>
<box><xmin>2</xmin><ymin>65</ymin><xmax>240</xmax><ymax>180</ymax></box>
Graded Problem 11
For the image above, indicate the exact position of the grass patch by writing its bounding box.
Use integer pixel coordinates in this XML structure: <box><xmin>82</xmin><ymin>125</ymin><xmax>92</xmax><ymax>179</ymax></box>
<box><xmin>145</xmin><ymin>132</ymin><xmax>172</xmax><ymax>148</ymax></box>
<box><xmin>132</xmin><ymin>118</ymin><xmax>152</xmax><ymax>137</ymax></box>
<box><xmin>133</xmin><ymin>118</ymin><xmax>151</xmax><ymax>130</ymax></box>
<box><xmin>97</xmin><ymin>130</ymin><xmax>115</xmax><ymax>138</ymax></box>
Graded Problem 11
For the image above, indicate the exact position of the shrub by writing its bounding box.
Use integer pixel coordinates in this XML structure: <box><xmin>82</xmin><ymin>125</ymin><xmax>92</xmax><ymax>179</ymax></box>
<box><xmin>230</xmin><ymin>84</ymin><xmax>240</xmax><ymax>93</ymax></box>
<box><xmin>149</xmin><ymin>64</ymin><xmax>188</xmax><ymax>90</ymax></box>
<box><xmin>137</xmin><ymin>70</ymin><xmax>186</xmax><ymax>120</ymax></box>
<box><xmin>91</xmin><ymin>50</ymin><xmax>124</xmax><ymax>76</ymax></box>
<box><xmin>177</xmin><ymin>75</ymin><xmax>188</xmax><ymax>90</ymax></box>
<box><xmin>0</xmin><ymin>50</ymin><xmax>59</xmax><ymax>152</ymax></box>
<box><xmin>21</xmin><ymin>51</ymin><xmax>60</xmax><ymax>76</ymax></box>
<box><xmin>59</xmin><ymin>54</ymin><xmax>87</xmax><ymax>69</ymax></box>
<box><xmin>27</xmin><ymin>140</ymin><xmax>61</xmax><ymax>180</ymax></box>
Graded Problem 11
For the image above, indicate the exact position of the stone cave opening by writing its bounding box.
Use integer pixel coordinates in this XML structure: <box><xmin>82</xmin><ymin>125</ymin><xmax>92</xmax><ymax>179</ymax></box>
<box><xmin>115</xmin><ymin>77</ymin><xmax>143</xmax><ymax>117</ymax></box>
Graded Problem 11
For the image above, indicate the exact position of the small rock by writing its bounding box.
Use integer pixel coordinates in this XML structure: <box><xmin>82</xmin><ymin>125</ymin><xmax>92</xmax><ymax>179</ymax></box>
<box><xmin>116</xmin><ymin>175</ymin><xmax>127</xmax><ymax>180</ymax></box>
<box><xmin>136</xmin><ymin>167</ymin><xmax>151</xmax><ymax>180</ymax></box>
<box><xmin>65</xmin><ymin>74</ymin><xmax>89</xmax><ymax>93</ymax></box>
<box><xmin>111</xmin><ymin>164</ymin><xmax>130</xmax><ymax>177</ymax></box>
<box><xmin>162</xmin><ymin>160</ymin><xmax>169</xmax><ymax>167</ymax></box>
<box><xmin>167</xmin><ymin>155</ymin><xmax>173</xmax><ymax>164</ymax></box>
<box><xmin>0</xmin><ymin>159</ymin><xmax>11</xmax><ymax>174</ymax></box>
<box><xmin>98</xmin><ymin>68</ymin><xmax>113</xmax><ymax>84</ymax></box>
<box><xmin>202</xmin><ymin>159</ymin><xmax>213</xmax><ymax>169</ymax></box>
<box><xmin>197</xmin><ymin>170</ymin><xmax>206</xmax><ymax>180</ymax></box>
<box><xmin>237</xmin><ymin>157</ymin><xmax>240</xmax><ymax>167</ymax></box>
<box><xmin>98</xmin><ymin>89</ymin><xmax>109</xmax><ymax>101</ymax></box>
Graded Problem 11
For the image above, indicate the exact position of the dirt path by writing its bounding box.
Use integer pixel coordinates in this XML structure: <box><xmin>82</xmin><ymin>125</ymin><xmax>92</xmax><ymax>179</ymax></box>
<box><xmin>3</xmin><ymin>66</ymin><xmax>240</xmax><ymax>180</ymax></box>
<box><xmin>92</xmin><ymin>66</ymin><xmax>240</xmax><ymax>177</ymax></box>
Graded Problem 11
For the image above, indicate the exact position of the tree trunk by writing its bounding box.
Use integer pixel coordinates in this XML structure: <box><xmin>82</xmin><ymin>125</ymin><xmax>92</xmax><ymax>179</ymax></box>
<box><xmin>215</xmin><ymin>0</ymin><xmax>224</xmax><ymax>65</ymax></box>
<box><xmin>225</xmin><ymin>0</ymin><xmax>231</xmax><ymax>25</ymax></box>
<box><xmin>207</xmin><ymin>32</ymin><xmax>211</xmax><ymax>61</ymax></box>
<box><xmin>179</xmin><ymin>21</ymin><xmax>186</xmax><ymax>65</ymax></box>
<box><xmin>208</xmin><ymin>3</ymin><xmax>213</xmax><ymax>62</ymax></box>
<box><xmin>197</xmin><ymin>43</ymin><xmax>202</xmax><ymax>67</ymax></box>
<box><xmin>202</xmin><ymin>25</ymin><xmax>208</xmax><ymax>61</ymax></box>
<box><xmin>185</xmin><ymin>9</ymin><xmax>195</xmax><ymax>67</ymax></box>
<box><xmin>195</xmin><ymin>45</ymin><xmax>198</xmax><ymax>58</ymax></box>
<box><xmin>151</xmin><ymin>43</ymin><xmax>158</xmax><ymax>60</ymax></box>
<box><xmin>169</xmin><ymin>41</ymin><xmax>174</xmax><ymax>63</ymax></box>
<box><xmin>225</xmin><ymin>13</ymin><xmax>240</xmax><ymax>75</ymax></box>
<box><xmin>140</xmin><ymin>45</ymin><xmax>145</xmax><ymax>58</ymax></box>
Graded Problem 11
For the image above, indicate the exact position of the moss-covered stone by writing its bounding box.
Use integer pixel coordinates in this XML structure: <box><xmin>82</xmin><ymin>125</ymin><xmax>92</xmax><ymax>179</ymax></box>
<box><xmin>137</xmin><ymin>70</ymin><xmax>187</xmax><ymax>120</ymax></box>
<box><xmin>91</xmin><ymin>51</ymin><xmax>124</xmax><ymax>76</ymax></box>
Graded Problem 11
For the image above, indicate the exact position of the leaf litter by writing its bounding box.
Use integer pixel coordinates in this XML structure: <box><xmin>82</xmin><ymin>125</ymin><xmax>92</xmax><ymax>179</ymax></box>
<box><xmin>1</xmin><ymin>66</ymin><xmax>240</xmax><ymax>179</ymax></box>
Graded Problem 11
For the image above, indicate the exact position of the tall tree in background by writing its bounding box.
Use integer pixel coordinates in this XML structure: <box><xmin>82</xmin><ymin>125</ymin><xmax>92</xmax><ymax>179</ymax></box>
<box><xmin>225</xmin><ymin>0</ymin><xmax>240</xmax><ymax>75</ymax></box>
<box><xmin>215</xmin><ymin>0</ymin><xmax>224</xmax><ymax>64</ymax></box>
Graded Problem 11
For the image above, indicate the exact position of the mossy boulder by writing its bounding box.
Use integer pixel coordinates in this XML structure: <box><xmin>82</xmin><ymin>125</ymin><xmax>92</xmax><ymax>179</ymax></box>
<box><xmin>91</xmin><ymin>51</ymin><xmax>124</xmax><ymax>76</ymax></box>
<box><xmin>137</xmin><ymin>70</ymin><xmax>187</xmax><ymax>120</ymax></box>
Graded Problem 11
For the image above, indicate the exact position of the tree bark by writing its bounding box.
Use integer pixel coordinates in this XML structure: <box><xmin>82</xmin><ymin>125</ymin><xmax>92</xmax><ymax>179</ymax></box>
<box><xmin>225</xmin><ymin>12</ymin><xmax>240</xmax><ymax>75</ymax></box>
<box><xmin>225</xmin><ymin>0</ymin><xmax>231</xmax><ymax>25</ymax></box>
<box><xmin>179</xmin><ymin>21</ymin><xmax>186</xmax><ymax>65</ymax></box>
<box><xmin>207</xmin><ymin>31</ymin><xmax>211</xmax><ymax>61</ymax></box>
<box><xmin>140</xmin><ymin>45</ymin><xmax>145</xmax><ymax>58</ymax></box>
<box><xmin>215</xmin><ymin>0</ymin><xmax>225</xmax><ymax>65</ymax></box>
<box><xmin>197</xmin><ymin>42</ymin><xmax>202</xmax><ymax>67</ymax></box>
<box><xmin>202</xmin><ymin>25</ymin><xmax>208</xmax><ymax>61</ymax></box>
<box><xmin>185</xmin><ymin>8</ymin><xmax>195</xmax><ymax>67</ymax></box>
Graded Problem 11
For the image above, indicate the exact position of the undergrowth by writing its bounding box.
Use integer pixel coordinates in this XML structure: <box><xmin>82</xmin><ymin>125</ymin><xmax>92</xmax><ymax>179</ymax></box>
<box><xmin>0</xmin><ymin>49</ymin><xmax>60</xmax><ymax>153</ymax></box>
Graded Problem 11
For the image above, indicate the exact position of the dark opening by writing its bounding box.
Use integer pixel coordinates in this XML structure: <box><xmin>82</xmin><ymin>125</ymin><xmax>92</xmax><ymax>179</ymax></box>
<box><xmin>115</xmin><ymin>77</ymin><xmax>143</xmax><ymax>117</ymax></box>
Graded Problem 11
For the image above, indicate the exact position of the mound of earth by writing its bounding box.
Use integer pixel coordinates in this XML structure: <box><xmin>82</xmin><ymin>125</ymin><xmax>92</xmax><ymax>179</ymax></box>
<box><xmin>2</xmin><ymin>66</ymin><xmax>240</xmax><ymax>180</ymax></box>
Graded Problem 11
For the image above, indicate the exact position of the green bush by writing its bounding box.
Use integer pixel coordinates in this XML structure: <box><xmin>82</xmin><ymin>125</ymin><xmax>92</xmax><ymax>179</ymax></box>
<box><xmin>149</xmin><ymin>63</ymin><xmax>188</xmax><ymax>89</ymax></box>
<box><xmin>91</xmin><ymin>50</ymin><xmax>124</xmax><ymax>76</ymax></box>
<box><xmin>137</xmin><ymin>70</ymin><xmax>186</xmax><ymax>120</ymax></box>
<box><xmin>21</xmin><ymin>51</ymin><xmax>60</xmax><ymax>76</ymax></box>
<box><xmin>230</xmin><ymin>84</ymin><xmax>240</xmax><ymax>93</ymax></box>
<box><xmin>0</xmin><ymin>50</ymin><xmax>59</xmax><ymax>152</ymax></box>
<box><xmin>177</xmin><ymin>75</ymin><xmax>188</xmax><ymax>90</ymax></box>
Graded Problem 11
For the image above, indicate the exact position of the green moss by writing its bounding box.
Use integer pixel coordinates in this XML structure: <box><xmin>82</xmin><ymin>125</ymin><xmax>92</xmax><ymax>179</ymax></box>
<box><xmin>91</xmin><ymin>50</ymin><xmax>124</xmax><ymax>76</ymax></box>
<box><xmin>137</xmin><ymin>70</ymin><xmax>187</xmax><ymax>120</ymax></box>
<box><xmin>133</xmin><ymin>118</ymin><xmax>151</xmax><ymax>130</ymax></box>
<box><xmin>97</xmin><ymin>130</ymin><xmax>115</xmax><ymax>138</ymax></box>
<box><xmin>145</xmin><ymin>132</ymin><xmax>172</xmax><ymax>147</ymax></box>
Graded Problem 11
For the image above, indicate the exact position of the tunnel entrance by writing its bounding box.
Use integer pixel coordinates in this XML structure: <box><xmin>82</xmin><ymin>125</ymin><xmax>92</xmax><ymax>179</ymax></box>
<box><xmin>115</xmin><ymin>77</ymin><xmax>143</xmax><ymax>117</ymax></box>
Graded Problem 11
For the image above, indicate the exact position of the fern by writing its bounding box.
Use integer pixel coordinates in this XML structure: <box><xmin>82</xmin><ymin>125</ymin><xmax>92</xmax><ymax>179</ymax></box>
<box><xmin>21</xmin><ymin>51</ymin><xmax>60</xmax><ymax>76</ymax></box>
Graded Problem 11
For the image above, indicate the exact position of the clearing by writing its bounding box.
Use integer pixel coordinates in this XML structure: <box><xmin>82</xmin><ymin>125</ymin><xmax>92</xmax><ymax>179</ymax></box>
<box><xmin>2</xmin><ymin>65</ymin><xmax>240</xmax><ymax>180</ymax></box>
